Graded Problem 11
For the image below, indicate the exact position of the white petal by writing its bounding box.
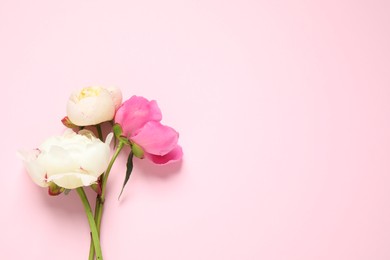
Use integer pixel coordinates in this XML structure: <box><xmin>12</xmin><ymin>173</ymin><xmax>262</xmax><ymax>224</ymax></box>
<box><xmin>106</xmin><ymin>86</ymin><xmax>123</xmax><ymax>110</ymax></box>
<box><xmin>105</xmin><ymin>133</ymin><xmax>113</xmax><ymax>146</ymax></box>
<box><xmin>48</xmin><ymin>172</ymin><xmax>98</xmax><ymax>189</ymax></box>
<box><xmin>37</xmin><ymin>146</ymin><xmax>79</xmax><ymax>177</ymax></box>
<box><xmin>18</xmin><ymin>149</ymin><xmax>48</xmax><ymax>187</ymax></box>
<box><xmin>78</xmin><ymin>129</ymin><xmax>96</xmax><ymax>139</ymax></box>
<box><xmin>78</xmin><ymin>142</ymin><xmax>110</xmax><ymax>177</ymax></box>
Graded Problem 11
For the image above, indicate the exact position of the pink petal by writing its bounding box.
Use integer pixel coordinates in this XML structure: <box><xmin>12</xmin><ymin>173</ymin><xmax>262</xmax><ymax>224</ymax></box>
<box><xmin>115</xmin><ymin>96</ymin><xmax>162</xmax><ymax>136</ymax></box>
<box><xmin>145</xmin><ymin>145</ymin><xmax>183</xmax><ymax>164</ymax></box>
<box><xmin>131</xmin><ymin>121</ymin><xmax>179</xmax><ymax>156</ymax></box>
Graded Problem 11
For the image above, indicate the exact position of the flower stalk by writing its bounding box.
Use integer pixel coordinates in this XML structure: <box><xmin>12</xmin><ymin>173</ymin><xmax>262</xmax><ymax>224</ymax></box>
<box><xmin>76</xmin><ymin>187</ymin><xmax>103</xmax><ymax>260</ymax></box>
<box><xmin>89</xmin><ymin>140</ymin><xmax>126</xmax><ymax>259</ymax></box>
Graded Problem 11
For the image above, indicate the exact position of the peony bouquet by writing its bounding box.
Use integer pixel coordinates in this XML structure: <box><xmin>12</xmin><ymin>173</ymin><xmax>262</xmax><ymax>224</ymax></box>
<box><xmin>19</xmin><ymin>86</ymin><xmax>182</xmax><ymax>260</ymax></box>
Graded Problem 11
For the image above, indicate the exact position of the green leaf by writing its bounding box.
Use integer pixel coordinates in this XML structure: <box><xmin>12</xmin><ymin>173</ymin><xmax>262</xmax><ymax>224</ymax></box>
<box><xmin>118</xmin><ymin>152</ymin><xmax>134</xmax><ymax>200</ymax></box>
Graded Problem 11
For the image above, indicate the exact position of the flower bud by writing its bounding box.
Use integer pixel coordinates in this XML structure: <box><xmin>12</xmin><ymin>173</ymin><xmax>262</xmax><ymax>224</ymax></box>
<box><xmin>48</xmin><ymin>182</ymin><xmax>65</xmax><ymax>196</ymax></box>
<box><xmin>67</xmin><ymin>86</ymin><xmax>122</xmax><ymax>126</ymax></box>
<box><xmin>131</xmin><ymin>142</ymin><xmax>144</xmax><ymax>159</ymax></box>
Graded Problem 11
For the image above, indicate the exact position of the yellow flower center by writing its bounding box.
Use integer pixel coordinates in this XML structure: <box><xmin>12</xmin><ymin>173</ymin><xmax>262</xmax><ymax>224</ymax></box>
<box><xmin>78</xmin><ymin>87</ymin><xmax>101</xmax><ymax>100</ymax></box>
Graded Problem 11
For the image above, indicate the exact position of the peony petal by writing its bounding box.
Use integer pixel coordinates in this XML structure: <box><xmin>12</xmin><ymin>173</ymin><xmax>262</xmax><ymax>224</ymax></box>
<box><xmin>48</xmin><ymin>172</ymin><xmax>98</xmax><ymax>189</ymax></box>
<box><xmin>37</xmin><ymin>145</ymin><xmax>80</xmax><ymax>177</ymax></box>
<box><xmin>145</xmin><ymin>145</ymin><xmax>183</xmax><ymax>164</ymax></box>
<box><xmin>105</xmin><ymin>132</ymin><xmax>114</xmax><ymax>146</ymax></box>
<box><xmin>77</xmin><ymin>141</ymin><xmax>110</xmax><ymax>177</ymax></box>
<box><xmin>106</xmin><ymin>86</ymin><xmax>123</xmax><ymax>110</ymax></box>
<box><xmin>131</xmin><ymin>121</ymin><xmax>179</xmax><ymax>156</ymax></box>
<box><xmin>18</xmin><ymin>149</ymin><xmax>48</xmax><ymax>187</ymax></box>
<box><xmin>115</xmin><ymin>96</ymin><xmax>162</xmax><ymax>136</ymax></box>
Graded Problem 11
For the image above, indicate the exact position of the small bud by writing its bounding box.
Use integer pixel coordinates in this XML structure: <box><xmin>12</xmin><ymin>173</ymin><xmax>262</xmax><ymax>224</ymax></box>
<box><xmin>131</xmin><ymin>143</ymin><xmax>144</xmax><ymax>158</ymax></box>
<box><xmin>48</xmin><ymin>182</ymin><xmax>65</xmax><ymax>196</ymax></box>
<box><xmin>113</xmin><ymin>123</ymin><xmax>123</xmax><ymax>138</ymax></box>
<box><xmin>61</xmin><ymin>116</ymin><xmax>77</xmax><ymax>128</ymax></box>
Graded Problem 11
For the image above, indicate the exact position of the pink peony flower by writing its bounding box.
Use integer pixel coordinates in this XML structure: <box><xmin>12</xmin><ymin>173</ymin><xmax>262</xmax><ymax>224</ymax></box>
<box><xmin>115</xmin><ymin>96</ymin><xmax>182</xmax><ymax>164</ymax></box>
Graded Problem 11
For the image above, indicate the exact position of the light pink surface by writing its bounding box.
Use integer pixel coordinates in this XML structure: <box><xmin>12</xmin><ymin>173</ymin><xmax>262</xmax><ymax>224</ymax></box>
<box><xmin>1</xmin><ymin>0</ymin><xmax>390</xmax><ymax>259</ymax></box>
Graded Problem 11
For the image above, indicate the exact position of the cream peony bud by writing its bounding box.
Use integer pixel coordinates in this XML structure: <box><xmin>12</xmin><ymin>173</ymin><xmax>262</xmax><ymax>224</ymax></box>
<box><xmin>19</xmin><ymin>129</ymin><xmax>113</xmax><ymax>190</ymax></box>
<box><xmin>67</xmin><ymin>86</ymin><xmax>122</xmax><ymax>126</ymax></box>
<box><xmin>106</xmin><ymin>86</ymin><xmax>123</xmax><ymax>110</ymax></box>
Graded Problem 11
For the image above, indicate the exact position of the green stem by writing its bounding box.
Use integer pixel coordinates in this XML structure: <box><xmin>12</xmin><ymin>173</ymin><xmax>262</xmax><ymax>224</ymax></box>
<box><xmin>101</xmin><ymin>141</ymin><xmax>125</xmax><ymax>203</ymax></box>
<box><xmin>96</xmin><ymin>124</ymin><xmax>103</xmax><ymax>141</ymax></box>
<box><xmin>76</xmin><ymin>187</ymin><xmax>103</xmax><ymax>260</ymax></box>
<box><xmin>88</xmin><ymin>141</ymin><xmax>125</xmax><ymax>260</ymax></box>
<box><xmin>88</xmin><ymin>231</ymin><xmax>95</xmax><ymax>260</ymax></box>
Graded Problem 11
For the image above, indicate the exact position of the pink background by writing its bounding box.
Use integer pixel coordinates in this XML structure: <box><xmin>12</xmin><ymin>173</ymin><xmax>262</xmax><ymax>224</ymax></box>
<box><xmin>1</xmin><ymin>0</ymin><xmax>390</xmax><ymax>259</ymax></box>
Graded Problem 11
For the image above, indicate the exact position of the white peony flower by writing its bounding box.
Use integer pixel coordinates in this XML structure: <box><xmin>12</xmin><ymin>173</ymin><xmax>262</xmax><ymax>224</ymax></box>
<box><xmin>67</xmin><ymin>86</ymin><xmax>122</xmax><ymax>126</ymax></box>
<box><xmin>19</xmin><ymin>129</ymin><xmax>113</xmax><ymax>190</ymax></box>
